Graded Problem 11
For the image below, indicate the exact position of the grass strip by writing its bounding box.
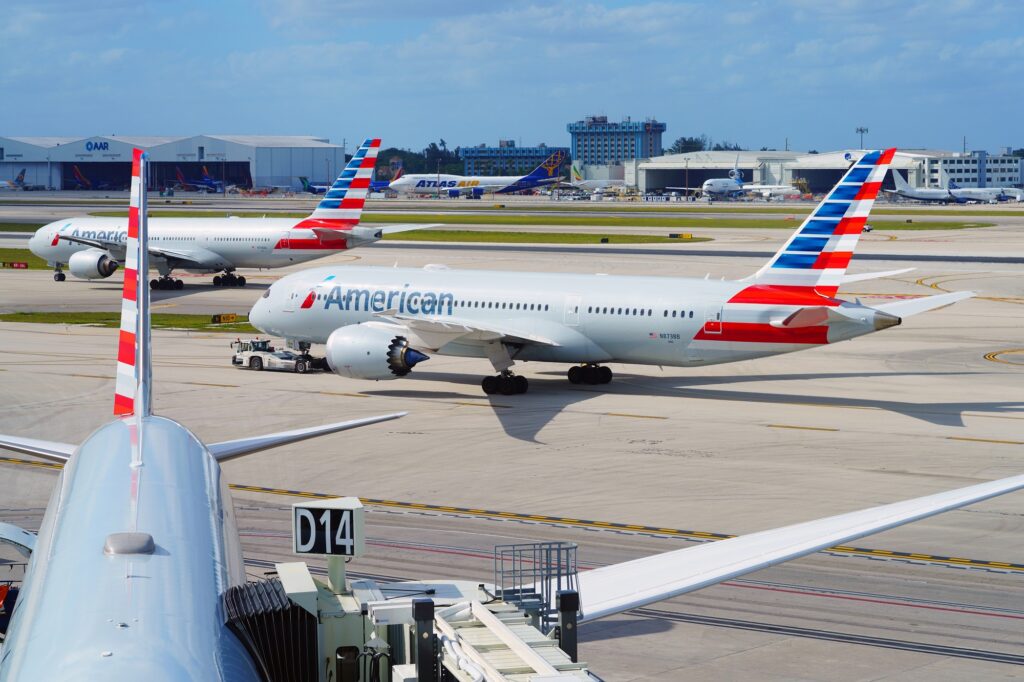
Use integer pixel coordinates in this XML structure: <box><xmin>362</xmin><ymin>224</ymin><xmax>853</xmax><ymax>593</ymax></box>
<box><xmin>0</xmin><ymin>311</ymin><xmax>259</xmax><ymax>334</ymax></box>
<box><xmin>0</xmin><ymin>222</ymin><xmax>43</xmax><ymax>233</ymax></box>
<box><xmin>0</xmin><ymin>248</ymin><xmax>48</xmax><ymax>269</ymax></box>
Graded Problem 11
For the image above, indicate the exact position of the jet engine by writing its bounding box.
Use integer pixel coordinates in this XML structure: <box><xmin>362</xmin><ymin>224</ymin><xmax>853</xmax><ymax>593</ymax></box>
<box><xmin>728</xmin><ymin>168</ymin><xmax>743</xmax><ymax>181</ymax></box>
<box><xmin>325</xmin><ymin>325</ymin><xmax>429</xmax><ymax>380</ymax></box>
<box><xmin>68</xmin><ymin>249</ymin><xmax>119</xmax><ymax>280</ymax></box>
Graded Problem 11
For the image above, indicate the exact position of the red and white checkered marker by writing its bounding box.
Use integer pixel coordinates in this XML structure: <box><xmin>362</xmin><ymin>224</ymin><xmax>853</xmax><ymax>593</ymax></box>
<box><xmin>114</xmin><ymin>148</ymin><xmax>151</xmax><ymax>416</ymax></box>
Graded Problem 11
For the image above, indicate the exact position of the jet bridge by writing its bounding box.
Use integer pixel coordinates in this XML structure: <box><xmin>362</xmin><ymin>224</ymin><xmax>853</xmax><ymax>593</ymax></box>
<box><xmin>226</xmin><ymin>497</ymin><xmax>595</xmax><ymax>682</ymax></box>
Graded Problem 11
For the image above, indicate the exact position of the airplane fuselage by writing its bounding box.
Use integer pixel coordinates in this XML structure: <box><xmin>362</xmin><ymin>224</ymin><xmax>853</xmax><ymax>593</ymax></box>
<box><xmin>251</xmin><ymin>265</ymin><xmax>888</xmax><ymax>370</ymax></box>
<box><xmin>0</xmin><ymin>417</ymin><xmax>260</xmax><ymax>681</ymax></box>
<box><xmin>389</xmin><ymin>173</ymin><xmax>558</xmax><ymax>195</ymax></box>
<box><xmin>29</xmin><ymin>217</ymin><xmax>355</xmax><ymax>273</ymax></box>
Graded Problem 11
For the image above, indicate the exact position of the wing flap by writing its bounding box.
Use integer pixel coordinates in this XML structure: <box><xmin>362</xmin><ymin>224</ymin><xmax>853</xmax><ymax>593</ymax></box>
<box><xmin>0</xmin><ymin>434</ymin><xmax>76</xmax><ymax>463</ymax></box>
<box><xmin>569</xmin><ymin>472</ymin><xmax>1024</xmax><ymax>622</ymax></box>
<box><xmin>208</xmin><ymin>412</ymin><xmax>405</xmax><ymax>462</ymax></box>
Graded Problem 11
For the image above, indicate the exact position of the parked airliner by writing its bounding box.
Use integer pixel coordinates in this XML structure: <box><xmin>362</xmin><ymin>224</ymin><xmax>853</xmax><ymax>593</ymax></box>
<box><xmin>250</xmin><ymin>149</ymin><xmax>972</xmax><ymax>395</ymax></box>
<box><xmin>388</xmin><ymin>150</ymin><xmax>566</xmax><ymax>197</ymax></box>
<box><xmin>0</xmin><ymin>149</ymin><xmax>403</xmax><ymax>680</ymax></box>
<box><xmin>670</xmin><ymin>156</ymin><xmax>795</xmax><ymax>199</ymax></box>
<box><xmin>28</xmin><ymin>139</ymin><xmax>433</xmax><ymax>289</ymax></box>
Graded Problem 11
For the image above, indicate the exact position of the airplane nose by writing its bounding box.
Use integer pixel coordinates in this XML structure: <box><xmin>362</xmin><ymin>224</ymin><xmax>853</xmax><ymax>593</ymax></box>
<box><xmin>249</xmin><ymin>296</ymin><xmax>269</xmax><ymax>331</ymax></box>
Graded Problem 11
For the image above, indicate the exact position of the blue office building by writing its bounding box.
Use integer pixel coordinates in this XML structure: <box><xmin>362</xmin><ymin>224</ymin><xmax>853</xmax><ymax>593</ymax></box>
<box><xmin>462</xmin><ymin>140</ymin><xmax>570</xmax><ymax>175</ymax></box>
<box><xmin>567</xmin><ymin>115</ymin><xmax>666</xmax><ymax>165</ymax></box>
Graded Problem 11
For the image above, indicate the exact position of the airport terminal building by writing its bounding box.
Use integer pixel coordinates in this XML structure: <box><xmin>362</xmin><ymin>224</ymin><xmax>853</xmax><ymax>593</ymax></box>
<box><xmin>627</xmin><ymin>149</ymin><xmax>1024</xmax><ymax>194</ymax></box>
<box><xmin>0</xmin><ymin>135</ymin><xmax>347</xmax><ymax>191</ymax></box>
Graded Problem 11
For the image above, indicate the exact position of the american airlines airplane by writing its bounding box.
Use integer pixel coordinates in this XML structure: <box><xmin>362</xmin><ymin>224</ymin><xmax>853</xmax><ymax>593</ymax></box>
<box><xmin>4</xmin><ymin>149</ymin><xmax>1024</xmax><ymax>678</ymax></box>
<box><xmin>27</xmin><ymin>139</ymin><xmax>431</xmax><ymax>289</ymax></box>
<box><xmin>250</xmin><ymin>149</ymin><xmax>972</xmax><ymax>395</ymax></box>
<box><xmin>388</xmin><ymin>150</ymin><xmax>567</xmax><ymax>198</ymax></box>
<box><xmin>0</xmin><ymin>150</ymin><xmax>404</xmax><ymax>680</ymax></box>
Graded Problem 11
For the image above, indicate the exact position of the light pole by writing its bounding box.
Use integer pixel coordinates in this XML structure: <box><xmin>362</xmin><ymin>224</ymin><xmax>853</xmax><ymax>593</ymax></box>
<box><xmin>855</xmin><ymin>126</ymin><xmax>868</xmax><ymax>149</ymax></box>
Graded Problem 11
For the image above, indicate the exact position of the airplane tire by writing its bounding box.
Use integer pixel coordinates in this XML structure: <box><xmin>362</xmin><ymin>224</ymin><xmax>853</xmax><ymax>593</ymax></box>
<box><xmin>174</xmin><ymin>279</ymin><xmax>184</xmax><ymax>290</ymax></box>
<box><xmin>213</xmin><ymin>276</ymin><xmax>222</xmax><ymax>286</ymax></box>
<box><xmin>513</xmin><ymin>375</ymin><xmax>528</xmax><ymax>394</ymax></box>
<box><xmin>237</xmin><ymin>276</ymin><xmax>246</xmax><ymax>287</ymax></box>
<box><xmin>54</xmin><ymin>272</ymin><xmax>66</xmax><ymax>282</ymax></box>
<box><xmin>482</xmin><ymin>376</ymin><xmax>499</xmax><ymax>395</ymax></box>
<box><xmin>250</xmin><ymin>357</ymin><xmax>263</xmax><ymax>371</ymax></box>
<box><xmin>568</xmin><ymin>366</ymin><xmax>583</xmax><ymax>384</ymax></box>
<box><xmin>150</xmin><ymin>279</ymin><xmax>160</xmax><ymax>290</ymax></box>
<box><xmin>598</xmin><ymin>366</ymin><xmax>613</xmax><ymax>384</ymax></box>
<box><xmin>294</xmin><ymin>360</ymin><xmax>307</xmax><ymax>374</ymax></box>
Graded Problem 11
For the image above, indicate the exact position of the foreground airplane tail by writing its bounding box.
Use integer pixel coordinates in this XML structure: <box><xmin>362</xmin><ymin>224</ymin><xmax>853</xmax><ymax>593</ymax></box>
<box><xmin>747</xmin><ymin>149</ymin><xmax>895</xmax><ymax>297</ymax></box>
<box><xmin>523</xmin><ymin>149</ymin><xmax>568</xmax><ymax>182</ymax></box>
<box><xmin>295</xmin><ymin>137</ymin><xmax>381</xmax><ymax>230</ymax></box>
<box><xmin>114</xmin><ymin>148</ymin><xmax>151</xmax><ymax>417</ymax></box>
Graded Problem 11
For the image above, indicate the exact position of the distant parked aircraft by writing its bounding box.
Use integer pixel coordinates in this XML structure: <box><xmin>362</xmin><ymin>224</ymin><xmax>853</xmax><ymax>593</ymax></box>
<box><xmin>389</xmin><ymin>150</ymin><xmax>566</xmax><ymax>198</ymax></box>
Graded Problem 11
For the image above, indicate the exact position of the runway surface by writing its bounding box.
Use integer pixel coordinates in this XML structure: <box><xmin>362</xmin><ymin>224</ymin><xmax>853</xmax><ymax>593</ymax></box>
<box><xmin>2</xmin><ymin>216</ymin><xmax>1023</xmax><ymax>679</ymax></box>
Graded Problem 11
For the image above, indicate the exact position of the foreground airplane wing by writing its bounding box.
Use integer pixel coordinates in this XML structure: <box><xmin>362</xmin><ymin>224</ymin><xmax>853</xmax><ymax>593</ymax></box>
<box><xmin>0</xmin><ymin>434</ymin><xmax>76</xmax><ymax>463</ymax></box>
<box><xmin>559</xmin><ymin>472</ymin><xmax>1024</xmax><ymax>622</ymax></box>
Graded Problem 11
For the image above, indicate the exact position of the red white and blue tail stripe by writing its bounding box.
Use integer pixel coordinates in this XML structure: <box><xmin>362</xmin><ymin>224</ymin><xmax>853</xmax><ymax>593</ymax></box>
<box><xmin>114</xmin><ymin>148</ymin><xmax>151</xmax><ymax>417</ymax></box>
<box><xmin>748</xmin><ymin>148</ymin><xmax>895</xmax><ymax>297</ymax></box>
<box><xmin>293</xmin><ymin>138</ymin><xmax>381</xmax><ymax>230</ymax></box>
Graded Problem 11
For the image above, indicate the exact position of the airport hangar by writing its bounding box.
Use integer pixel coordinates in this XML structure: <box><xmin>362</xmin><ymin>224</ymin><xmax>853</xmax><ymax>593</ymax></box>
<box><xmin>0</xmin><ymin>135</ymin><xmax>347</xmax><ymax>191</ymax></box>
<box><xmin>625</xmin><ymin>148</ymin><xmax>1024</xmax><ymax>194</ymax></box>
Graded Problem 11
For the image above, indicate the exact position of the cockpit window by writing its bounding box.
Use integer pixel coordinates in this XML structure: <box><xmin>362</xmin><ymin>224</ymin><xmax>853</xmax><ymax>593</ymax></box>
<box><xmin>262</xmin><ymin>287</ymin><xmax>271</xmax><ymax>299</ymax></box>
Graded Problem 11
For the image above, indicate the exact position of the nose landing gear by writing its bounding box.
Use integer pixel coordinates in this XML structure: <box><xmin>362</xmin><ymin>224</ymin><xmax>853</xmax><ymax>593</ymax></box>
<box><xmin>52</xmin><ymin>264</ymin><xmax>66</xmax><ymax>282</ymax></box>
<box><xmin>482</xmin><ymin>371</ymin><xmax>529</xmax><ymax>395</ymax></box>
<box><xmin>568</xmin><ymin>364</ymin><xmax>612</xmax><ymax>385</ymax></box>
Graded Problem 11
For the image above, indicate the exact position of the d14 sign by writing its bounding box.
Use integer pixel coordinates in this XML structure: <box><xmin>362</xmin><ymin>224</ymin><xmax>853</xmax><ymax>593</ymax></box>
<box><xmin>292</xmin><ymin>497</ymin><xmax>365</xmax><ymax>557</ymax></box>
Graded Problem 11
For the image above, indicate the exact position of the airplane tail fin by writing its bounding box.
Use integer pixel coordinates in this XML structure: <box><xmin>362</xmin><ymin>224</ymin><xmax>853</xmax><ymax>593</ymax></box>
<box><xmin>114</xmin><ymin>149</ymin><xmax>151</xmax><ymax>417</ymax></box>
<box><xmin>524</xmin><ymin>149</ymin><xmax>567</xmax><ymax>181</ymax></box>
<box><xmin>948</xmin><ymin>180</ymin><xmax>960</xmax><ymax>190</ymax></box>
<box><xmin>295</xmin><ymin>137</ymin><xmax>381</xmax><ymax>229</ymax></box>
<box><xmin>890</xmin><ymin>168</ymin><xmax>911</xmax><ymax>191</ymax></box>
<box><xmin>175</xmin><ymin>167</ymin><xmax>186</xmax><ymax>184</ymax></box>
<box><xmin>72</xmin><ymin>165</ymin><xmax>91</xmax><ymax>189</ymax></box>
<box><xmin>745</xmin><ymin>148</ymin><xmax>895</xmax><ymax>297</ymax></box>
<box><xmin>15</xmin><ymin>169</ymin><xmax>26</xmax><ymax>186</ymax></box>
<box><xmin>298</xmin><ymin>176</ymin><xmax>311</xmax><ymax>191</ymax></box>
<box><xmin>392</xmin><ymin>166</ymin><xmax>404</xmax><ymax>181</ymax></box>
<box><xmin>571</xmin><ymin>162</ymin><xmax>584</xmax><ymax>183</ymax></box>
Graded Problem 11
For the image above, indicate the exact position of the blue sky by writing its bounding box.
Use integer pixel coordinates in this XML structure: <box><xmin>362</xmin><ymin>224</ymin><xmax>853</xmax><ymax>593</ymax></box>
<box><xmin>3</xmin><ymin>0</ymin><xmax>1022</xmax><ymax>154</ymax></box>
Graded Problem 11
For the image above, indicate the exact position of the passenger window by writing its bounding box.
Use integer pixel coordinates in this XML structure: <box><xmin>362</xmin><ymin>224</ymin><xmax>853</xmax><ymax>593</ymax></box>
<box><xmin>689</xmin><ymin>311</ymin><xmax>694</xmax><ymax>318</ymax></box>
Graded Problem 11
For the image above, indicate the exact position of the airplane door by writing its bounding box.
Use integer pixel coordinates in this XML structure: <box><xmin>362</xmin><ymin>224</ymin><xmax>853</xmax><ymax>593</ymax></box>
<box><xmin>703</xmin><ymin>305</ymin><xmax>723</xmax><ymax>334</ymax></box>
<box><xmin>283</xmin><ymin>288</ymin><xmax>301</xmax><ymax>313</ymax></box>
<box><xmin>564</xmin><ymin>294</ymin><xmax>582</xmax><ymax>326</ymax></box>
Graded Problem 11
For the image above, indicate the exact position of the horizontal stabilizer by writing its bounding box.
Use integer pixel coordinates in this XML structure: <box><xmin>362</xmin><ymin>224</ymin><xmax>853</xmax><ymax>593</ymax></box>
<box><xmin>208</xmin><ymin>412</ymin><xmax>405</xmax><ymax>462</ymax></box>
<box><xmin>874</xmin><ymin>290</ymin><xmax>974</xmax><ymax>317</ymax></box>
<box><xmin>0</xmin><ymin>521</ymin><xmax>35</xmax><ymax>557</ymax></box>
<box><xmin>562</xmin><ymin>471</ymin><xmax>1024</xmax><ymax>622</ymax></box>
<box><xmin>841</xmin><ymin>267</ymin><xmax>914</xmax><ymax>284</ymax></box>
<box><xmin>0</xmin><ymin>434</ymin><xmax>76</xmax><ymax>463</ymax></box>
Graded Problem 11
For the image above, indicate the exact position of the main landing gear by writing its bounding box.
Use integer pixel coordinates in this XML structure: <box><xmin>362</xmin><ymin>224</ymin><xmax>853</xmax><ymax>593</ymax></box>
<box><xmin>481</xmin><ymin>371</ymin><xmax>529</xmax><ymax>396</ymax></box>
<box><xmin>568</xmin><ymin>364</ymin><xmax>612</xmax><ymax>385</ymax></box>
<box><xmin>150</xmin><ymin>277</ymin><xmax>184</xmax><ymax>290</ymax></box>
<box><xmin>213</xmin><ymin>273</ymin><xmax>246</xmax><ymax>287</ymax></box>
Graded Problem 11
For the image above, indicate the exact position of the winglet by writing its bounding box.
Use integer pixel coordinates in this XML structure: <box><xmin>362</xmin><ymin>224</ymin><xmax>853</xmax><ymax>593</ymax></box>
<box><xmin>114</xmin><ymin>148</ymin><xmax>151</xmax><ymax>416</ymax></box>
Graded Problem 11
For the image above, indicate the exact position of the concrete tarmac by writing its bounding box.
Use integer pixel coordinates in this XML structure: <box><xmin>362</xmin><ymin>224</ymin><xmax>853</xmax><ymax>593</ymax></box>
<box><xmin>1</xmin><ymin>236</ymin><xmax>1023</xmax><ymax>679</ymax></box>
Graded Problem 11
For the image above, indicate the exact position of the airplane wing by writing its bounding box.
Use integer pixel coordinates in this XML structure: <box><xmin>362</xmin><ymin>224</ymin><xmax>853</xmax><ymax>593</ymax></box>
<box><xmin>0</xmin><ymin>433</ymin><xmax>76</xmax><ymax>463</ymax></box>
<box><xmin>373</xmin><ymin>313</ymin><xmax>562</xmax><ymax>350</ymax></box>
<box><xmin>0</xmin><ymin>521</ymin><xmax>35</xmax><ymax>557</ymax></box>
<box><xmin>555</xmin><ymin>471</ymin><xmax>1024</xmax><ymax>622</ymax></box>
<box><xmin>57</xmin><ymin>234</ymin><xmax>221</xmax><ymax>270</ymax></box>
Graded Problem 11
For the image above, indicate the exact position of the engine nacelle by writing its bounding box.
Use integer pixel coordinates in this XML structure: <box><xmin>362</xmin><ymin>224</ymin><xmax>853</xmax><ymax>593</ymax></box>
<box><xmin>325</xmin><ymin>325</ymin><xmax>429</xmax><ymax>380</ymax></box>
<box><xmin>728</xmin><ymin>168</ymin><xmax>743</xmax><ymax>181</ymax></box>
<box><xmin>68</xmin><ymin>249</ymin><xmax>119</xmax><ymax>280</ymax></box>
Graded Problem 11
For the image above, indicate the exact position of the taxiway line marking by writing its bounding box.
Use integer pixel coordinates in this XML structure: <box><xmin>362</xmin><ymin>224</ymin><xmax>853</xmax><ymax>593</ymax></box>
<box><xmin>767</xmin><ymin>424</ymin><xmax>839</xmax><ymax>432</ymax></box>
<box><xmin>3</xmin><ymin>455</ymin><xmax>1021</xmax><ymax>574</ymax></box>
<box><xmin>984</xmin><ymin>349</ymin><xmax>1024</xmax><ymax>367</ymax></box>
<box><xmin>947</xmin><ymin>436</ymin><xmax>1024</xmax><ymax>446</ymax></box>
<box><xmin>604</xmin><ymin>412</ymin><xmax>668</xmax><ymax>420</ymax></box>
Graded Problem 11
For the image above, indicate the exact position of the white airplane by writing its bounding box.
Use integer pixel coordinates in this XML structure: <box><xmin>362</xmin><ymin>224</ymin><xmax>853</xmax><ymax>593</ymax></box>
<box><xmin>388</xmin><ymin>150</ymin><xmax>567</xmax><ymax>198</ymax></box>
<box><xmin>0</xmin><ymin>150</ymin><xmax>404</xmax><ymax>680</ymax></box>
<box><xmin>947</xmin><ymin>180</ymin><xmax>1021</xmax><ymax>203</ymax></box>
<box><xmin>567</xmin><ymin>162</ymin><xmax>625</xmax><ymax>192</ymax></box>
<box><xmin>250</xmin><ymin>149</ymin><xmax>972</xmax><ymax>395</ymax></box>
<box><xmin>4</xmin><ymin>151</ymin><xmax>1024</xmax><ymax>680</ymax></box>
<box><xmin>27</xmin><ymin>138</ymin><xmax>434</xmax><ymax>289</ymax></box>
<box><xmin>886</xmin><ymin>170</ymin><xmax>964</xmax><ymax>203</ymax></box>
<box><xmin>670</xmin><ymin>156</ymin><xmax>795</xmax><ymax>199</ymax></box>
<box><xmin>0</xmin><ymin>169</ymin><xmax>26</xmax><ymax>190</ymax></box>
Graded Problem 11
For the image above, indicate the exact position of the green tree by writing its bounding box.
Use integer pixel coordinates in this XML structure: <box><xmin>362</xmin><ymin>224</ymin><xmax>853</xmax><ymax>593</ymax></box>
<box><xmin>668</xmin><ymin>135</ymin><xmax>708</xmax><ymax>154</ymax></box>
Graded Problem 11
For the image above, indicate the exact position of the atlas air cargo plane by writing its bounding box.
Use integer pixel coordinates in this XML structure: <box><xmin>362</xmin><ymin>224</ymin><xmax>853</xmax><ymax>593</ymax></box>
<box><xmin>28</xmin><ymin>139</ymin><xmax>435</xmax><ymax>289</ymax></box>
<box><xmin>0</xmin><ymin>149</ymin><xmax>404</xmax><ymax>680</ymax></box>
<box><xmin>250</xmin><ymin>149</ymin><xmax>974</xmax><ymax>395</ymax></box>
<box><xmin>388</xmin><ymin>149</ymin><xmax>567</xmax><ymax>197</ymax></box>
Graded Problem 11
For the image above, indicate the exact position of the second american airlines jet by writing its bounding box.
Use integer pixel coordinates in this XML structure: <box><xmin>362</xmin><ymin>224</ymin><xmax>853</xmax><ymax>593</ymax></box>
<box><xmin>28</xmin><ymin>139</ymin><xmax>432</xmax><ymax>289</ymax></box>
<box><xmin>250</xmin><ymin>149</ymin><xmax>973</xmax><ymax>395</ymax></box>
